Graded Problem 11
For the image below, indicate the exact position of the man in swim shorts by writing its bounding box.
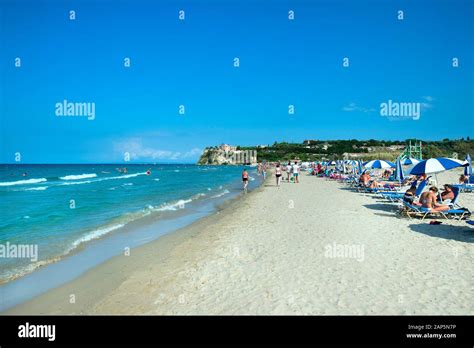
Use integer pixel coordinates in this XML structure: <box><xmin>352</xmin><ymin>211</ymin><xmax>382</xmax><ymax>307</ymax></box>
<box><xmin>292</xmin><ymin>161</ymin><xmax>300</xmax><ymax>183</ymax></box>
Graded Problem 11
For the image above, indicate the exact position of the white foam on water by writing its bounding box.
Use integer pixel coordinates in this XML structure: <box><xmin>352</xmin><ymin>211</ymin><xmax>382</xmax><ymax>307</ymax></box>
<box><xmin>23</xmin><ymin>186</ymin><xmax>48</xmax><ymax>191</ymax></box>
<box><xmin>0</xmin><ymin>222</ymin><xmax>126</xmax><ymax>285</ymax></box>
<box><xmin>115</xmin><ymin>172</ymin><xmax>148</xmax><ymax>179</ymax></box>
<box><xmin>70</xmin><ymin>223</ymin><xmax>126</xmax><ymax>249</ymax></box>
<box><xmin>211</xmin><ymin>189</ymin><xmax>230</xmax><ymax>198</ymax></box>
<box><xmin>58</xmin><ymin>180</ymin><xmax>93</xmax><ymax>186</ymax></box>
<box><xmin>0</xmin><ymin>178</ymin><xmax>47</xmax><ymax>187</ymax></box>
<box><xmin>60</xmin><ymin>173</ymin><xmax>97</xmax><ymax>180</ymax></box>
<box><xmin>58</xmin><ymin>172</ymin><xmax>148</xmax><ymax>187</ymax></box>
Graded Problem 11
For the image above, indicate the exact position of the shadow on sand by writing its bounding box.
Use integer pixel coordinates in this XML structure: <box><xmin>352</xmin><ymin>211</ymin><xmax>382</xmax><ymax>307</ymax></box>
<box><xmin>339</xmin><ymin>187</ymin><xmax>357</xmax><ymax>192</ymax></box>
<box><xmin>409</xmin><ymin>223</ymin><xmax>474</xmax><ymax>243</ymax></box>
<box><xmin>363</xmin><ymin>203</ymin><xmax>399</xmax><ymax>214</ymax></box>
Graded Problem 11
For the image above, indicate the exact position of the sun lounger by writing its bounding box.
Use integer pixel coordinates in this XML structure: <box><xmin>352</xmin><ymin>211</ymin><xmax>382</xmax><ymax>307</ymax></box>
<box><xmin>400</xmin><ymin>200</ymin><xmax>471</xmax><ymax>221</ymax></box>
<box><xmin>381</xmin><ymin>180</ymin><xmax>427</xmax><ymax>202</ymax></box>
<box><xmin>451</xmin><ymin>183</ymin><xmax>474</xmax><ymax>193</ymax></box>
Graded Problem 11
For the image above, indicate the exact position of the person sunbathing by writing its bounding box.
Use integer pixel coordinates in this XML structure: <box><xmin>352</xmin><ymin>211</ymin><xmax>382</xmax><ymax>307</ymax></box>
<box><xmin>369</xmin><ymin>179</ymin><xmax>383</xmax><ymax>189</ymax></box>
<box><xmin>440</xmin><ymin>184</ymin><xmax>455</xmax><ymax>203</ymax></box>
<box><xmin>419</xmin><ymin>187</ymin><xmax>449</xmax><ymax>212</ymax></box>
<box><xmin>403</xmin><ymin>184</ymin><xmax>421</xmax><ymax>205</ymax></box>
<box><xmin>359</xmin><ymin>172</ymin><xmax>371</xmax><ymax>186</ymax></box>
<box><xmin>402</xmin><ymin>176</ymin><xmax>417</xmax><ymax>186</ymax></box>
<box><xmin>459</xmin><ymin>175</ymin><xmax>468</xmax><ymax>184</ymax></box>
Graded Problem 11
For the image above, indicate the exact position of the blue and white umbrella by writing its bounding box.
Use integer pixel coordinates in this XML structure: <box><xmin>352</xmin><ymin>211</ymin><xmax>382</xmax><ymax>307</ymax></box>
<box><xmin>358</xmin><ymin>160</ymin><xmax>363</xmax><ymax>174</ymax></box>
<box><xmin>329</xmin><ymin>161</ymin><xmax>336</xmax><ymax>165</ymax></box>
<box><xmin>395</xmin><ymin>158</ymin><xmax>405</xmax><ymax>182</ymax></box>
<box><xmin>364</xmin><ymin>160</ymin><xmax>396</xmax><ymax>169</ymax></box>
<box><xmin>401</xmin><ymin>157</ymin><xmax>421</xmax><ymax>166</ymax></box>
<box><xmin>409</xmin><ymin>157</ymin><xmax>467</xmax><ymax>175</ymax></box>
<box><xmin>464</xmin><ymin>154</ymin><xmax>472</xmax><ymax>176</ymax></box>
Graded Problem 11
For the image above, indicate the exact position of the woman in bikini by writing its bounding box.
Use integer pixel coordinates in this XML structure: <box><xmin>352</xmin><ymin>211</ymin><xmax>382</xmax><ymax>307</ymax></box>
<box><xmin>242</xmin><ymin>169</ymin><xmax>249</xmax><ymax>192</ymax></box>
<box><xmin>419</xmin><ymin>186</ymin><xmax>449</xmax><ymax>212</ymax></box>
<box><xmin>275</xmin><ymin>163</ymin><xmax>282</xmax><ymax>187</ymax></box>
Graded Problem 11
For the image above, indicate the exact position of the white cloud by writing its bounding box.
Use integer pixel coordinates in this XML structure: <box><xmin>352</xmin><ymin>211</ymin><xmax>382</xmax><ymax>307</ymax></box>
<box><xmin>342</xmin><ymin>102</ymin><xmax>375</xmax><ymax>113</ymax></box>
<box><xmin>422</xmin><ymin>95</ymin><xmax>434</xmax><ymax>102</ymax></box>
<box><xmin>113</xmin><ymin>138</ymin><xmax>202</xmax><ymax>161</ymax></box>
<box><xmin>420</xmin><ymin>96</ymin><xmax>434</xmax><ymax>110</ymax></box>
<box><xmin>421</xmin><ymin>102</ymin><xmax>433</xmax><ymax>110</ymax></box>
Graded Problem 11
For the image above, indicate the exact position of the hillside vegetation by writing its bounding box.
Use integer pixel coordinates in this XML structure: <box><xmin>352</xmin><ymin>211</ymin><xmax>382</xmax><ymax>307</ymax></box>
<box><xmin>237</xmin><ymin>139</ymin><xmax>474</xmax><ymax>162</ymax></box>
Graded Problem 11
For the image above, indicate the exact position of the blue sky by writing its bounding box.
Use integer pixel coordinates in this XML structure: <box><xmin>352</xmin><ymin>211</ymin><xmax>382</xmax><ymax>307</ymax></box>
<box><xmin>1</xmin><ymin>0</ymin><xmax>473</xmax><ymax>163</ymax></box>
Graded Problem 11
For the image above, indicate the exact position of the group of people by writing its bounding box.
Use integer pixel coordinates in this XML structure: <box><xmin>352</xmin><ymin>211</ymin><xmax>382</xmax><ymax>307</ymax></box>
<box><xmin>257</xmin><ymin>162</ymin><xmax>268</xmax><ymax>180</ymax></box>
<box><xmin>242</xmin><ymin>160</ymin><xmax>301</xmax><ymax>191</ymax></box>
<box><xmin>271</xmin><ymin>161</ymin><xmax>300</xmax><ymax>187</ymax></box>
<box><xmin>402</xmin><ymin>175</ymin><xmax>468</xmax><ymax>212</ymax></box>
<box><xmin>357</xmin><ymin>169</ymin><xmax>459</xmax><ymax>212</ymax></box>
<box><xmin>403</xmin><ymin>183</ymin><xmax>455</xmax><ymax>212</ymax></box>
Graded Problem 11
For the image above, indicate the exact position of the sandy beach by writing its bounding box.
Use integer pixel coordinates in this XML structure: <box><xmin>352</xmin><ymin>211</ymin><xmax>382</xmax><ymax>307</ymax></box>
<box><xmin>6</xmin><ymin>168</ymin><xmax>474</xmax><ymax>315</ymax></box>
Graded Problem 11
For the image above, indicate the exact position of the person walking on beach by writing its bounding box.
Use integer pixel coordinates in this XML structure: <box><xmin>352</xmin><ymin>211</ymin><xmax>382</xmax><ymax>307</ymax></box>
<box><xmin>242</xmin><ymin>169</ymin><xmax>249</xmax><ymax>192</ymax></box>
<box><xmin>292</xmin><ymin>161</ymin><xmax>300</xmax><ymax>183</ymax></box>
<box><xmin>275</xmin><ymin>163</ymin><xmax>282</xmax><ymax>187</ymax></box>
<box><xmin>262</xmin><ymin>162</ymin><xmax>267</xmax><ymax>180</ymax></box>
<box><xmin>286</xmin><ymin>161</ymin><xmax>292</xmax><ymax>182</ymax></box>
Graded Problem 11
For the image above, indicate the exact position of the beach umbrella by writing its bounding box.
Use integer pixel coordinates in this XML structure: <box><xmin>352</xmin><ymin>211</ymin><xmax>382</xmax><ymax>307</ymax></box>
<box><xmin>464</xmin><ymin>154</ymin><xmax>472</xmax><ymax>176</ymax></box>
<box><xmin>409</xmin><ymin>157</ymin><xmax>467</xmax><ymax>175</ymax></box>
<box><xmin>364</xmin><ymin>160</ymin><xmax>396</xmax><ymax>169</ymax></box>
<box><xmin>401</xmin><ymin>157</ymin><xmax>421</xmax><ymax>166</ymax></box>
<box><xmin>357</xmin><ymin>160</ymin><xmax>363</xmax><ymax>174</ymax></box>
<box><xmin>395</xmin><ymin>158</ymin><xmax>405</xmax><ymax>182</ymax></box>
<box><xmin>329</xmin><ymin>161</ymin><xmax>336</xmax><ymax>165</ymax></box>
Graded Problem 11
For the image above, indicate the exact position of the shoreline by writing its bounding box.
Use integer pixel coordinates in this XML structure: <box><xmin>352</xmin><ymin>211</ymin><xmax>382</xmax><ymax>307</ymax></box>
<box><xmin>5</xmin><ymin>169</ymin><xmax>474</xmax><ymax>315</ymax></box>
<box><xmin>0</xmin><ymin>171</ymin><xmax>262</xmax><ymax>312</ymax></box>
<box><xmin>4</xmin><ymin>176</ymin><xmax>264</xmax><ymax>315</ymax></box>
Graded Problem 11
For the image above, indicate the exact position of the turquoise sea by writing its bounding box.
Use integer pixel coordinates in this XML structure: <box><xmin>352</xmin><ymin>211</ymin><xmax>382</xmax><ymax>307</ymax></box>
<box><xmin>0</xmin><ymin>164</ymin><xmax>260</xmax><ymax>284</ymax></box>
